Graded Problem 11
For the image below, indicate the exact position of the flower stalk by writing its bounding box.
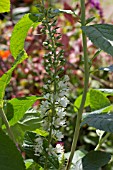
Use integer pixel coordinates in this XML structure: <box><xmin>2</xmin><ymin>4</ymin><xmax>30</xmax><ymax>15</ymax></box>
<box><xmin>66</xmin><ymin>0</ymin><xmax>89</xmax><ymax>169</ymax></box>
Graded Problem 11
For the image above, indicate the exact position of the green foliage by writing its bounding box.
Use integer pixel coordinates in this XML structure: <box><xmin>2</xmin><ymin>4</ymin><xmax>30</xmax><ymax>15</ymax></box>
<box><xmin>10</xmin><ymin>13</ymin><xmax>39</xmax><ymax>59</ymax></box>
<box><xmin>82</xmin><ymin>24</ymin><xmax>113</xmax><ymax>56</ymax></box>
<box><xmin>25</xmin><ymin>159</ymin><xmax>43</xmax><ymax>170</ymax></box>
<box><xmin>0</xmin><ymin>0</ymin><xmax>10</xmax><ymax>13</ymax></box>
<box><xmin>89</xmin><ymin>89</ymin><xmax>110</xmax><ymax>110</ymax></box>
<box><xmin>4</xmin><ymin>96</ymin><xmax>42</xmax><ymax>126</ymax></box>
<box><xmin>23</xmin><ymin>131</ymin><xmax>59</xmax><ymax>169</ymax></box>
<box><xmin>0</xmin><ymin>51</ymin><xmax>28</xmax><ymax>108</ymax></box>
<box><xmin>0</xmin><ymin>129</ymin><xmax>25</xmax><ymax>170</ymax></box>
<box><xmin>74</xmin><ymin>151</ymin><xmax>111</xmax><ymax>170</ymax></box>
<box><xmin>81</xmin><ymin>113</ymin><xmax>113</xmax><ymax>133</ymax></box>
<box><xmin>74</xmin><ymin>93</ymin><xmax>90</xmax><ymax>112</ymax></box>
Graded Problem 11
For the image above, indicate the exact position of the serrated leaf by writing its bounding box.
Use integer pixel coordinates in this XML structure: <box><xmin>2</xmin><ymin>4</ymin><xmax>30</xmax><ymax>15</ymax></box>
<box><xmin>74</xmin><ymin>151</ymin><xmax>111</xmax><ymax>170</ymax></box>
<box><xmin>81</xmin><ymin>113</ymin><xmax>113</xmax><ymax>133</ymax></box>
<box><xmin>23</xmin><ymin>131</ymin><xmax>59</xmax><ymax>169</ymax></box>
<box><xmin>5</xmin><ymin>96</ymin><xmax>42</xmax><ymax>126</ymax></box>
<box><xmin>74</xmin><ymin>93</ymin><xmax>90</xmax><ymax>112</ymax></box>
<box><xmin>10</xmin><ymin>13</ymin><xmax>39</xmax><ymax>59</ymax></box>
<box><xmin>0</xmin><ymin>129</ymin><xmax>25</xmax><ymax>170</ymax></box>
<box><xmin>82</xmin><ymin>24</ymin><xmax>113</xmax><ymax>56</ymax></box>
<box><xmin>89</xmin><ymin>89</ymin><xmax>110</xmax><ymax>110</ymax></box>
<box><xmin>99</xmin><ymin>64</ymin><xmax>113</xmax><ymax>72</ymax></box>
<box><xmin>0</xmin><ymin>0</ymin><xmax>10</xmax><ymax>13</ymax></box>
<box><xmin>0</xmin><ymin>50</ymin><xmax>27</xmax><ymax>108</ymax></box>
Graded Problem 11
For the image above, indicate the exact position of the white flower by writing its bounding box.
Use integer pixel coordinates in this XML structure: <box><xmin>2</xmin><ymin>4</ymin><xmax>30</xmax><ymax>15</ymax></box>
<box><xmin>55</xmin><ymin>130</ymin><xmax>64</xmax><ymax>141</ymax></box>
<box><xmin>56</xmin><ymin>107</ymin><xmax>66</xmax><ymax>118</ymax></box>
<box><xmin>34</xmin><ymin>137</ymin><xmax>43</xmax><ymax>156</ymax></box>
<box><xmin>55</xmin><ymin>143</ymin><xmax>64</xmax><ymax>154</ymax></box>
<box><xmin>60</xmin><ymin>96</ymin><xmax>69</xmax><ymax>107</ymax></box>
<box><xmin>54</xmin><ymin>117</ymin><xmax>66</xmax><ymax>128</ymax></box>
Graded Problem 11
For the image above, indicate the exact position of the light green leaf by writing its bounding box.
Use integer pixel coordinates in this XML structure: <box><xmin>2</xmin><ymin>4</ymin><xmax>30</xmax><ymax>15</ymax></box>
<box><xmin>10</xmin><ymin>13</ymin><xmax>39</xmax><ymax>59</ymax></box>
<box><xmin>74</xmin><ymin>93</ymin><xmax>90</xmax><ymax>112</ymax></box>
<box><xmin>82</xmin><ymin>24</ymin><xmax>113</xmax><ymax>56</ymax></box>
<box><xmin>0</xmin><ymin>129</ymin><xmax>25</xmax><ymax>170</ymax></box>
<box><xmin>5</xmin><ymin>96</ymin><xmax>42</xmax><ymax>126</ymax></box>
<box><xmin>0</xmin><ymin>0</ymin><xmax>10</xmax><ymax>13</ymax></box>
<box><xmin>0</xmin><ymin>50</ymin><xmax>27</xmax><ymax>108</ymax></box>
<box><xmin>33</xmin><ymin>129</ymin><xmax>48</xmax><ymax>137</ymax></box>
<box><xmin>89</xmin><ymin>89</ymin><xmax>110</xmax><ymax>110</ymax></box>
<box><xmin>81</xmin><ymin>113</ymin><xmax>113</xmax><ymax>133</ymax></box>
<box><xmin>74</xmin><ymin>151</ymin><xmax>110</xmax><ymax>170</ymax></box>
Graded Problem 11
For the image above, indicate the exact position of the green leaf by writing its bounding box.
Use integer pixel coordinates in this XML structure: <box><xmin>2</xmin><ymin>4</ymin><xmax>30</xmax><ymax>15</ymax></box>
<box><xmin>10</xmin><ymin>13</ymin><xmax>39</xmax><ymax>59</ymax></box>
<box><xmin>82</xmin><ymin>105</ymin><xmax>113</xmax><ymax>120</ymax></box>
<box><xmin>82</xmin><ymin>24</ymin><xmax>113</xmax><ymax>56</ymax></box>
<box><xmin>89</xmin><ymin>89</ymin><xmax>110</xmax><ymax>110</ymax></box>
<box><xmin>65</xmin><ymin>150</ymin><xmax>87</xmax><ymax>166</ymax></box>
<box><xmin>0</xmin><ymin>129</ymin><xmax>25</xmax><ymax>170</ymax></box>
<box><xmin>0</xmin><ymin>0</ymin><xmax>10</xmax><ymax>13</ymax></box>
<box><xmin>5</xmin><ymin>96</ymin><xmax>42</xmax><ymax>126</ymax></box>
<box><xmin>99</xmin><ymin>65</ymin><xmax>113</xmax><ymax>72</ymax></box>
<box><xmin>23</xmin><ymin>131</ymin><xmax>59</xmax><ymax>169</ymax></box>
<box><xmin>74</xmin><ymin>151</ymin><xmax>111</xmax><ymax>170</ymax></box>
<box><xmin>33</xmin><ymin>129</ymin><xmax>49</xmax><ymax>137</ymax></box>
<box><xmin>74</xmin><ymin>93</ymin><xmax>90</xmax><ymax>112</ymax></box>
<box><xmin>25</xmin><ymin>159</ymin><xmax>43</xmax><ymax>170</ymax></box>
<box><xmin>0</xmin><ymin>50</ymin><xmax>27</xmax><ymax>108</ymax></box>
<box><xmin>81</xmin><ymin>113</ymin><xmax>113</xmax><ymax>133</ymax></box>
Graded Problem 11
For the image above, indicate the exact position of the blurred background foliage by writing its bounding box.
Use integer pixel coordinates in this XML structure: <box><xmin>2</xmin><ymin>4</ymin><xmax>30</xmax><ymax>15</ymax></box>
<box><xmin>0</xmin><ymin>0</ymin><xmax>113</xmax><ymax>169</ymax></box>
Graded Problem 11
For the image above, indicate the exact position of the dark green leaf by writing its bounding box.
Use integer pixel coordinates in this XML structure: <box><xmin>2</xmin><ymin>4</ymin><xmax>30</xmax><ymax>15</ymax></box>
<box><xmin>82</xmin><ymin>24</ymin><xmax>113</xmax><ymax>56</ymax></box>
<box><xmin>81</xmin><ymin>113</ymin><xmax>113</xmax><ymax>133</ymax></box>
<box><xmin>89</xmin><ymin>89</ymin><xmax>110</xmax><ymax>110</ymax></box>
<box><xmin>0</xmin><ymin>0</ymin><xmax>10</xmax><ymax>13</ymax></box>
<box><xmin>0</xmin><ymin>129</ymin><xmax>25</xmax><ymax>170</ymax></box>
<box><xmin>74</xmin><ymin>151</ymin><xmax>111</xmax><ymax>170</ymax></box>
<box><xmin>99</xmin><ymin>65</ymin><xmax>113</xmax><ymax>72</ymax></box>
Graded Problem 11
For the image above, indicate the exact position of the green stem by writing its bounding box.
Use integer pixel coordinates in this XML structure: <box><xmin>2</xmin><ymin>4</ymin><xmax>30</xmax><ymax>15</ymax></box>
<box><xmin>65</xmin><ymin>0</ymin><xmax>89</xmax><ymax>169</ymax></box>
<box><xmin>95</xmin><ymin>133</ymin><xmax>110</xmax><ymax>151</ymax></box>
<box><xmin>0</xmin><ymin>108</ymin><xmax>16</xmax><ymax>144</ymax></box>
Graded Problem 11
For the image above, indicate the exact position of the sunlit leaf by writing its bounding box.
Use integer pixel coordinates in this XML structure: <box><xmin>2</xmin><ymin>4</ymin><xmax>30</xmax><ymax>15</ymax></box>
<box><xmin>89</xmin><ymin>89</ymin><xmax>110</xmax><ymax>110</ymax></box>
<box><xmin>5</xmin><ymin>96</ymin><xmax>42</xmax><ymax>126</ymax></box>
<box><xmin>10</xmin><ymin>13</ymin><xmax>39</xmax><ymax>59</ymax></box>
<box><xmin>0</xmin><ymin>0</ymin><xmax>10</xmax><ymax>13</ymax></box>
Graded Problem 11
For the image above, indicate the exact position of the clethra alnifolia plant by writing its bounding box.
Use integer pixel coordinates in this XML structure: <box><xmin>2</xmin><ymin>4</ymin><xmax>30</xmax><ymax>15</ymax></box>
<box><xmin>1</xmin><ymin>0</ymin><xmax>113</xmax><ymax>170</ymax></box>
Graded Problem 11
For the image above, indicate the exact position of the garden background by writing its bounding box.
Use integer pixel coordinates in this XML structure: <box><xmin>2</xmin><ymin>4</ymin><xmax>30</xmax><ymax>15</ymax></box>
<box><xmin>1</xmin><ymin>0</ymin><xmax>113</xmax><ymax>169</ymax></box>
